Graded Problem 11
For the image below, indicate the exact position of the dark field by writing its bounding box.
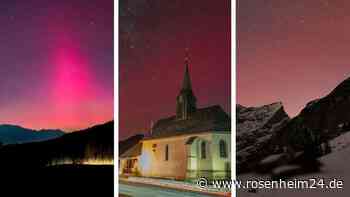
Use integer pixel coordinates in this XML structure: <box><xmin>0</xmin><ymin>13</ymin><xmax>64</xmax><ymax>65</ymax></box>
<box><xmin>1</xmin><ymin>165</ymin><xmax>114</xmax><ymax>196</ymax></box>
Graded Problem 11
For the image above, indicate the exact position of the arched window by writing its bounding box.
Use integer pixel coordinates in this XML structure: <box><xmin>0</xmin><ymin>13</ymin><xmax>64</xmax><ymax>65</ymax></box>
<box><xmin>201</xmin><ymin>141</ymin><xmax>206</xmax><ymax>159</ymax></box>
<box><xmin>219</xmin><ymin>140</ymin><xmax>227</xmax><ymax>158</ymax></box>
<box><xmin>165</xmin><ymin>144</ymin><xmax>169</xmax><ymax>161</ymax></box>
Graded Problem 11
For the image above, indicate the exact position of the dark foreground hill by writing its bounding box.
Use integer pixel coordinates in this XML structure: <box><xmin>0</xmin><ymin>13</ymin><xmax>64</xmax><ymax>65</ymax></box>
<box><xmin>0</xmin><ymin>124</ymin><xmax>64</xmax><ymax>145</ymax></box>
<box><xmin>0</xmin><ymin>121</ymin><xmax>114</xmax><ymax>167</ymax></box>
<box><xmin>0</xmin><ymin>121</ymin><xmax>114</xmax><ymax>196</ymax></box>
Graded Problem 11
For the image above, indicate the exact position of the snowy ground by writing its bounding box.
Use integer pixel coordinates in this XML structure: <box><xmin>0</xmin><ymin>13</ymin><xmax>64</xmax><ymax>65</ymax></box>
<box><xmin>237</xmin><ymin>132</ymin><xmax>350</xmax><ymax>197</ymax></box>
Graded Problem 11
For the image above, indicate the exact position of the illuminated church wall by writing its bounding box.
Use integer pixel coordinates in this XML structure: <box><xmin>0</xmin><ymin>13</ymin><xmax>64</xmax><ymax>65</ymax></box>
<box><xmin>187</xmin><ymin>134</ymin><xmax>214</xmax><ymax>177</ymax></box>
<box><xmin>119</xmin><ymin>157</ymin><xmax>140</xmax><ymax>175</ymax></box>
<box><xmin>186</xmin><ymin>133</ymin><xmax>231</xmax><ymax>179</ymax></box>
<box><xmin>140</xmin><ymin>135</ymin><xmax>190</xmax><ymax>180</ymax></box>
<box><xmin>137</xmin><ymin>132</ymin><xmax>231</xmax><ymax>180</ymax></box>
<box><xmin>211</xmin><ymin>133</ymin><xmax>231</xmax><ymax>178</ymax></box>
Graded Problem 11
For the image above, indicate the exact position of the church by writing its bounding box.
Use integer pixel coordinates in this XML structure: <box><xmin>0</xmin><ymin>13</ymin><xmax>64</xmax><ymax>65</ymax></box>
<box><xmin>120</xmin><ymin>56</ymin><xmax>231</xmax><ymax>180</ymax></box>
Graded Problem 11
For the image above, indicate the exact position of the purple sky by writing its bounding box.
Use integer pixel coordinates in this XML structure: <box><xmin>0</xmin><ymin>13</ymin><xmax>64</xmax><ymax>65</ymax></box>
<box><xmin>238</xmin><ymin>0</ymin><xmax>350</xmax><ymax>117</ymax></box>
<box><xmin>0</xmin><ymin>0</ymin><xmax>113</xmax><ymax>131</ymax></box>
<box><xmin>120</xmin><ymin>0</ymin><xmax>231</xmax><ymax>139</ymax></box>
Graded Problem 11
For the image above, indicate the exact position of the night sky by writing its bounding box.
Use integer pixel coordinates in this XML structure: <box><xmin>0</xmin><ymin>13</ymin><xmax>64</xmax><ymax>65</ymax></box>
<box><xmin>120</xmin><ymin>0</ymin><xmax>231</xmax><ymax>139</ymax></box>
<box><xmin>238</xmin><ymin>0</ymin><xmax>350</xmax><ymax>117</ymax></box>
<box><xmin>0</xmin><ymin>0</ymin><xmax>113</xmax><ymax>131</ymax></box>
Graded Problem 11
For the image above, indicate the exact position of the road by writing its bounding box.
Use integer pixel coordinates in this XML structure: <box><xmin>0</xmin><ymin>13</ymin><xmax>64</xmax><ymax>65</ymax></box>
<box><xmin>119</xmin><ymin>182</ymin><xmax>220</xmax><ymax>197</ymax></box>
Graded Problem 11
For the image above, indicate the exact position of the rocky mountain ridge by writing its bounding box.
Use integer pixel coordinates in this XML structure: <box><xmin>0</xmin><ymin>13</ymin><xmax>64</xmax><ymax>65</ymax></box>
<box><xmin>238</xmin><ymin>76</ymin><xmax>350</xmax><ymax>174</ymax></box>
<box><xmin>237</xmin><ymin>102</ymin><xmax>290</xmax><ymax>172</ymax></box>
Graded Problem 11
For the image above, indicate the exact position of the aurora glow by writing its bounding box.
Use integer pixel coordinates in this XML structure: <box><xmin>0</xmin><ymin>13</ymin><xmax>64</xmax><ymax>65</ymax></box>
<box><xmin>0</xmin><ymin>0</ymin><xmax>113</xmax><ymax>131</ymax></box>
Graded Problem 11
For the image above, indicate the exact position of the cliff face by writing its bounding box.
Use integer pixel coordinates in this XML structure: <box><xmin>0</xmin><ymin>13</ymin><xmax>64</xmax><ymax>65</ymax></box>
<box><xmin>276</xmin><ymin>77</ymin><xmax>350</xmax><ymax>150</ymax></box>
<box><xmin>237</xmin><ymin>102</ymin><xmax>290</xmax><ymax>172</ymax></box>
<box><xmin>299</xmin><ymin>78</ymin><xmax>350</xmax><ymax>134</ymax></box>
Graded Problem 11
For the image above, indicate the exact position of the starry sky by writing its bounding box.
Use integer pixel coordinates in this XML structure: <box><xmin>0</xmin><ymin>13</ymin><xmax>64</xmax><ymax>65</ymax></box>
<box><xmin>0</xmin><ymin>0</ymin><xmax>113</xmax><ymax>131</ymax></box>
<box><xmin>238</xmin><ymin>0</ymin><xmax>350</xmax><ymax>117</ymax></box>
<box><xmin>120</xmin><ymin>0</ymin><xmax>231</xmax><ymax>139</ymax></box>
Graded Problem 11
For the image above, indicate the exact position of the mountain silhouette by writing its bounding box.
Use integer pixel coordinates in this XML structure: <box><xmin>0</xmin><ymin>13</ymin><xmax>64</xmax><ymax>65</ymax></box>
<box><xmin>275</xmin><ymin>76</ymin><xmax>350</xmax><ymax>150</ymax></box>
<box><xmin>237</xmin><ymin>76</ymin><xmax>350</xmax><ymax>173</ymax></box>
<box><xmin>0</xmin><ymin>124</ymin><xmax>64</xmax><ymax>145</ymax></box>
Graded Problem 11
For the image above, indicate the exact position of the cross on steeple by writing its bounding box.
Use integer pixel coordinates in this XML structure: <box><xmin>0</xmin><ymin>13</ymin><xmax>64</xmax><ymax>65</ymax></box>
<box><xmin>176</xmin><ymin>48</ymin><xmax>197</xmax><ymax>120</ymax></box>
<box><xmin>182</xmin><ymin>48</ymin><xmax>192</xmax><ymax>91</ymax></box>
<box><xmin>184</xmin><ymin>47</ymin><xmax>189</xmax><ymax>64</ymax></box>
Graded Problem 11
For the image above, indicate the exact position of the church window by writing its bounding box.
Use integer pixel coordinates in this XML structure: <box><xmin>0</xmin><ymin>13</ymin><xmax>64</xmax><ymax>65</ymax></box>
<box><xmin>201</xmin><ymin>141</ymin><xmax>206</xmax><ymax>159</ymax></box>
<box><xmin>152</xmin><ymin>144</ymin><xmax>157</xmax><ymax>152</ymax></box>
<box><xmin>219</xmin><ymin>140</ymin><xmax>227</xmax><ymax>158</ymax></box>
<box><xmin>165</xmin><ymin>144</ymin><xmax>169</xmax><ymax>161</ymax></box>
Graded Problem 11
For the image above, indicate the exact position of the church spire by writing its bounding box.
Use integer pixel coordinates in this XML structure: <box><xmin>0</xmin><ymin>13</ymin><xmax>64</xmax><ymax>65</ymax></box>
<box><xmin>181</xmin><ymin>49</ymin><xmax>193</xmax><ymax>91</ymax></box>
<box><xmin>176</xmin><ymin>48</ymin><xmax>197</xmax><ymax>120</ymax></box>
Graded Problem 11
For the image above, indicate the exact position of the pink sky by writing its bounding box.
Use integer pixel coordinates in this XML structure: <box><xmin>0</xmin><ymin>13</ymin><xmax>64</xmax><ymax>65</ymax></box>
<box><xmin>238</xmin><ymin>0</ymin><xmax>350</xmax><ymax>117</ymax></box>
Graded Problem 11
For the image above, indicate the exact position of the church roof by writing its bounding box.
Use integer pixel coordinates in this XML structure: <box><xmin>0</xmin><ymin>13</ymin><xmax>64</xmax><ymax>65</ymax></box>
<box><xmin>120</xmin><ymin>142</ymin><xmax>142</xmax><ymax>158</ymax></box>
<box><xmin>149</xmin><ymin>105</ymin><xmax>231</xmax><ymax>139</ymax></box>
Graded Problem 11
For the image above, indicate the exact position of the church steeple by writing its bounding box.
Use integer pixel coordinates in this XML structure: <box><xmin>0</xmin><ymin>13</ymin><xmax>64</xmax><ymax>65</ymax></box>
<box><xmin>181</xmin><ymin>54</ymin><xmax>192</xmax><ymax>91</ymax></box>
<box><xmin>176</xmin><ymin>49</ymin><xmax>197</xmax><ymax>120</ymax></box>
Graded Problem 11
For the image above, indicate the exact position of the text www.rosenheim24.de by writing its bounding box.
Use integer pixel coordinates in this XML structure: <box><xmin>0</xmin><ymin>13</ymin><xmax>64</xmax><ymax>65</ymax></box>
<box><xmin>197</xmin><ymin>177</ymin><xmax>344</xmax><ymax>190</ymax></box>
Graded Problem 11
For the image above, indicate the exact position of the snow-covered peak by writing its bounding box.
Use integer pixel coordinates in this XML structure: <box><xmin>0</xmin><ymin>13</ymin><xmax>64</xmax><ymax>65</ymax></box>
<box><xmin>237</xmin><ymin>102</ymin><xmax>286</xmax><ymax>134</ymax></box>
